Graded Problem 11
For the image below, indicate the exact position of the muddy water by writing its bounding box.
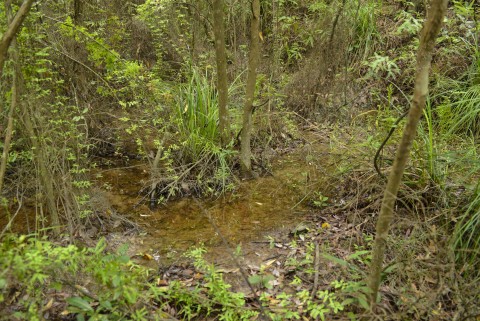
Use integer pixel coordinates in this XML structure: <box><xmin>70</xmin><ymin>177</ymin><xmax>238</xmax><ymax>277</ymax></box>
<box><xmin>97</xmin><ymin>135</ymin><xmax>331</xmax><ymax>267</ymax></box>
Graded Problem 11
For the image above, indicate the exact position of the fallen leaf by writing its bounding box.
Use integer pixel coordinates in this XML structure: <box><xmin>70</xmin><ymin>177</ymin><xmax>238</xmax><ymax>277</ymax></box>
<box><xmin>216</xmin><ymin>268</ymin><xmax>239</xmax><ymax>273</ymax></box>
<box><xmin>143</xmin><ymin>253</ymin><xmax>153</xmax><ymax>260</ymax></box>
<box><xmin>263</xmin><ymin>259</ymin><xmax>276</xmax><ymax>268</ymax></box>
<box><xmin>42</xmin><ymin>298</ymin><xmax>54</xmax><ymax>312</ymax></box>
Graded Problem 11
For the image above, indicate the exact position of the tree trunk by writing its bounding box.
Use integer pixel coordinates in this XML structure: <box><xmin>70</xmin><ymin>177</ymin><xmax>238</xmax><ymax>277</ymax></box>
<box><xmin>0</xmin><ymin>1</ymin><xmax>21</xmax><ymax>201</ymax></box>
<box><xmin>212</xmin><ymin>0</ymin><xmax>230</xmax><ymax>146</ymax></box>
<box><xmin>73</xmin><ymin>0</ymin><xmax>84</xmax><ymax>24</ymax></box>
<box><xmin>0</xmin><ymin>0</ymin><xmax>35</xmax><ymax>78</ymax></box>
<box><xmin>0</xmin><ymin>41</ymin><xmax>17</xmax><ymax>196</ymax></box>
<box><xmin>3</xmin><ymin>1</ymin><xmax>61</xmax><ymax>232</ymax></box>
<box><xmin>367</xmin><ymin>0</ymin><xmax>448</xmax><ymax>307</ymax></box>
<box><xmin>240</xmin><ymin>0</ymin><xmax>261</xmax><ymax>176</ymax></box>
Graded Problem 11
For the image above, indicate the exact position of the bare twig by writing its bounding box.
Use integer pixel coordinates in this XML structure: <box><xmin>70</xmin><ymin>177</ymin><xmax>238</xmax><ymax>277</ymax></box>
<box><xmin>310</xmin><ymin>241</ymin><xmax>320</xmax><ymax>300</ymax></box>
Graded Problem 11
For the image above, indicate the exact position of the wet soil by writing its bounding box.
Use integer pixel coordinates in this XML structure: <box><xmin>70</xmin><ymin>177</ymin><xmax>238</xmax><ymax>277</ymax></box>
<box><xmin>96</xmin><ymin>132</ymin><xmax>334</xmax><ymax>272</ymax></box>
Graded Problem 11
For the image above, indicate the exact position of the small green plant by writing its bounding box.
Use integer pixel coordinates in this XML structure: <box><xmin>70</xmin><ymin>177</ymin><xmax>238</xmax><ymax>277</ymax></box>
<box><xmin>312</xmin><ymin>192</ymin><xmax>329</xmax><ymax>208</ymax></box>
<box><xmin>173</xmin><ymin>67</ymin><xmax>220</xmax><ymax>160</ymax></box>
<box><xmin>364</xmin><ymin>53</ymin><xmax>400</xmax><ymax>80</ymax></box>
<box><xmin>248</xmin><ymin>274</ymin><xmax>275</xmax><ymax>290</ymax></box>
<box><xmin>182</xmin><ymin>247</ymin><xmax>258</xmax><ymax>320</ymax></box>
<box><xmin>395</xmin><ymin>10</ymin><xmax>423</xmax><ymax>36</ymax></box>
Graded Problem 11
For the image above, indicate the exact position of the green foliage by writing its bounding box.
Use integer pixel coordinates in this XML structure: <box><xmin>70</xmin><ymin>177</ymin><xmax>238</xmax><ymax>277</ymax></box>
<box><xmin>259</xmin><ymin>277</ymin><xmax>367</xmax><ymax>321</ymax></box>
<box><xmin>58</xmin><ymin>16</ymin><xmax>144</xmax><ymax>99</ymax></box>
<box><xmin>364</xmin><ymin>53</ymin><xmax>400</xmax><ymax>80</ymax></box>
<box><xmin>168</xmin><ymin>247</ymin><xmax>258</xmax><ymax>320</ymax></box>
<box><xmin>440</xmin><ymin>82</ymin><xmax>480</xmax><ymax>136</ymax></box>
<box><xmin>453</xmin><ymin>183</ymin><xmax>480</xmax><ymax>266</ymax></box>
<box><xmin>153</xmin><ymin>67</ymin><xmax>238</xmax><ymax>200</ymax></box>
<box><xmin>174</xmin><ymin>67</ymin><xmax>220</xmax><ymax>159</ymax></box>
<box><xmin>0</xmin><ymin>236</ymin><xmax>153</xmax><ymax>321</ymax></box>
<box><xmin>350</xmin><ymin>0</ymin><xmax>381</xmax><ymax>60</ymax></box>
<box><xmin>136</xmin><ymin>0</ymin><xmax>196</xmax><ymax>76</ymax></box>
<box><xmin>311</xmin><ymin>192</ymin><xmax>329</xmax><ymax>208</ymax></box>
<box><xmin>0</xmin><ymin>237</ymin><xmax>374</xmax><ymax>320</ymax></box>
<box><xmin>395</xmin><ymin>10</ymin><xmax>423</xmax><ymax>36</ymax></box>
<box><xmin>248</xmin><ymin>274</ymin><xmax>275</xmax><ymax>289</ymax></box>
<box><xmin>11</xmin><ymin>19</ymin><xmax>94</xmax><ymax>224</ymax></box>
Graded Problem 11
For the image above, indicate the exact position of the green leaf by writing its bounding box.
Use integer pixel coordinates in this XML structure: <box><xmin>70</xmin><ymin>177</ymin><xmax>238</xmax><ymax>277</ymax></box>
<box><xmin>248</xmin><ymin>275</ymin><xmax>262</xmax><ymax>285</ymax></box>
<box><xmin>66</xmin><ymin>297</ymin><xmax>93</xmax><ymax>312</ymax></box>
<box><xmin>93</xmin><ymin>238</ymin><xmax>106</xmax><ymax>254</ymax></box>
<box><xmin>321</xmin><ymin>253</ymin><xmax>349</xmax><ymax>267</ymax></box>
<box><xmin>51</xmin><ymin>281</ymin><xmax>63</xmax><ymax>291</ymax></box>
<box><xmin>100</xmin><ymin>300</ymin><xmax>113</xmax><ymax>310</ymax></box>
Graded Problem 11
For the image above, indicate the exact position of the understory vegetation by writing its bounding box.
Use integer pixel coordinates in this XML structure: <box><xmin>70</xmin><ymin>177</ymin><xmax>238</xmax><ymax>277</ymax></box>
<box><xmin>1</xmin><ymin>0</ymin><xmax>480</xmax><ymax>320</ymax></box>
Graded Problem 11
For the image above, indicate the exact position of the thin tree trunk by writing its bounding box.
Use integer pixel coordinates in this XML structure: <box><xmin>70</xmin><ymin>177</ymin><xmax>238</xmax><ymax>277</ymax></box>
<box><xmin>240</xmin><ymin>0</ymin><xmax>261</xmax><ymax>176</ymax></box>
<box><xmin>149</xmin><ymin>139</ymin><xmax>165</xmax><ymax>209</ymax></box>
<box><xmin>212</xmin><ymin>0</ymin><xmax>230</xmax><ymax>146</ymax></box>
<box><xmin>24</xmin><ymin>107</ymin><xmax>61</xmax><ymax>232</ymax></box>
<box><xmin>73</xmin><ymin>0</ymin><xmax>84</xmax><ymax>24</ymax></box>
<box><xmin>0</xmin><ymin>0</ymin><xmax>21</xmax><ymax>198</ymax></box>
<box><xmin>367</xmin><ymin>0</ymin><xmax>448</xmax><ymax>307</ymax></box>
<box><xmin>3</xmin><ymin>2</ymin><xmax>61</xmax><ymax>232</ymax></box>
<box><xmin>0</xmin><ymin>0</ymin><xmax>35</xmax><ymax>78</ymax></box>
<box><xmin>0</xmin><ymin>44</ymin><xmax>17</xmax><ymax>195</ymax></box>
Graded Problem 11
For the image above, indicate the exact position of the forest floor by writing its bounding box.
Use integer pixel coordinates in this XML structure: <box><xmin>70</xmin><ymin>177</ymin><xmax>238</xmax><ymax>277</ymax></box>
<box><xmin>96</xmin><ymin>126</ymin><xmax>336</xmax><ymax>271</ymax></box>
<box><xmin>1</xmin><ymin>126</ymin><xmax>471</xmax><ymax>320</ymax></box>
<box><xmin>87</xmin><ymin>125</ymin><xmax>462</xmax><ymax>320</ymax></box>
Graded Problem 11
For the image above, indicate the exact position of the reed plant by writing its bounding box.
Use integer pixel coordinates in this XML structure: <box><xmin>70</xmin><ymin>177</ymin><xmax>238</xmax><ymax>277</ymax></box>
<box><xmin>174</xmin><ymin>67</ymin><xmax>220</xmax><ymax>161</ymax></box>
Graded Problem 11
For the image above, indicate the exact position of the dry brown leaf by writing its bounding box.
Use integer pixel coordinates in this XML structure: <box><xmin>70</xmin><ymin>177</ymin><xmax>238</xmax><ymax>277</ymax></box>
<box><xmin>143</xmin><ymin>253</ymin><xmax>154</xmax><ymax>260</ymax></box>
<box><xmin>42</xmin><ymin>298</ymin><xmax>54</xmax><ymax>312</ymax></box>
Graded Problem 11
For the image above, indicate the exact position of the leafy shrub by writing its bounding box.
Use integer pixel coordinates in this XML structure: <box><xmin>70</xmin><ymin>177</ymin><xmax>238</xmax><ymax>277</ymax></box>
<box><xmin>0</xmin><ymin>235</ymin><xmax>154</xmax><ymax>321</ymax></box>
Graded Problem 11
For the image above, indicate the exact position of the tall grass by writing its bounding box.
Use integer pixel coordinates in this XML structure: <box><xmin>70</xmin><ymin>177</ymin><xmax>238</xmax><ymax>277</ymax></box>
<box><xmin>349</xmin><ymin>0</ymin><xmax>381</xmax><ymax>61</ymax></box>
<box><xmin>417</xmin><ymin>98</ymin><xmax>443</xmax><ymax>184</ymax></box>
<box><xmin>453</xmin><ymin>183</ymin><xmax>480</xmax><ymax>265</ymax></box>
<box><xmin>174</xmin><ymin>68</ymin><xmax>220</xmax><ymax>161</ymax></box>
<box><xmin>444</xmin><ymin>82</ymin><xmax>480</xmax><ymax>136</ymax></box>
<box><xmin>436</xmin><ymin>0</ymin><xmax>480</xmax><ymax>137</ymax></box>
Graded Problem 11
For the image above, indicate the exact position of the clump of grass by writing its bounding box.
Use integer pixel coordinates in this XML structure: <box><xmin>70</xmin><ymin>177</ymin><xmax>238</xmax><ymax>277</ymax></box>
<box><xmin>453</xmin><ymin>183</ymin><xmax>480</xmax><ymax>266</ymax></box>
<box><xmin>349</xmin><ymin>0</ymin><xmax>381</xmax><ymax>60</ymax></box>
<box><xmin>153</xmin><ymin>67</ymin><xmax>238</xmax><ymax>201</ymax></box>
<box><xmin>174</xmin><ymin>68</ymin><xmax>220</xmax><ymax>161</ymax></box>
<box><xmin>441</xmin><ymin>82</ymin><xmax>480</xmax><ymax>136</ymax></box>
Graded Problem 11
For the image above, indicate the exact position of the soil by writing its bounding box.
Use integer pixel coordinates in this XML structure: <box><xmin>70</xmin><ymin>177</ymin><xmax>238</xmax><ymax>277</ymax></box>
<box><xmin>93</xmin><ymin>130</ymin><xmax>337</xmax><ymax>279</ymax></box>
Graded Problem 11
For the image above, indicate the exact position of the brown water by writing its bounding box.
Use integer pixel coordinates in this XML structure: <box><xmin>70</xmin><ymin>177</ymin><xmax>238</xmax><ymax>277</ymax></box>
<box><xmin>97</xmin><ymin>134</ymin><xmax>332</xmax><ymax>267</ymax></box>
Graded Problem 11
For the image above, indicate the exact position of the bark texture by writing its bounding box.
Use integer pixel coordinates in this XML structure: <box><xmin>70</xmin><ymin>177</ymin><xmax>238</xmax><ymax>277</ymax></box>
<box><xmin>367</xmin><ymin>0</ymin><xmax>448</xmax><ymax>306</ymax></box>
<box><xmin>0</xmin><ymin>1</ymin><xmax>19</xmax><ymax>195</ymax></box>
<box><xmin>73</xmin><ymin>0</ymin><xmax>84</xmax><ymax>24</ymax></box>
<box><xmin>212</xmin><ymin>0</ymin><xmax>230</xmax><ymax>146</ymax></box>
<box><xmin>0</xmin><ymin>0</ymin><xmax>35</xmax><ymax>77</ymax></box>
<box><xmin>240</xmin><ymin>0</ymin><xmax>261</xmax><ymax>176</ymax></box>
